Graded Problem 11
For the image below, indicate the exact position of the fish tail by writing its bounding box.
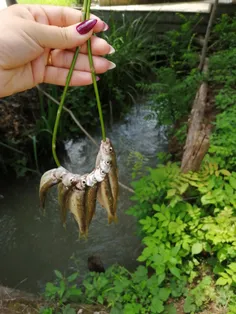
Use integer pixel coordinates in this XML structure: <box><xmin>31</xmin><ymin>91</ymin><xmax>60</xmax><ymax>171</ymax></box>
<box><xmin>108</xmin><ymin>213</ymin><xmax>118</xmax><ymax>224</ymax></box>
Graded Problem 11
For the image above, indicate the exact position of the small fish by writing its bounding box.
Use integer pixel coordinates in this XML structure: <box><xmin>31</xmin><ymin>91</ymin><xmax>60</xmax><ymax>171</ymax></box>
<box><xmin>39</xmin><ymin>166</ymin><xmax>68</xmax><ymax>210</ymax></box>
<box><xmin>96</xmin><ymin>138</ymin><xmax>113</xmax><ymax>166</ymax></box>
<box><xmin>68</xmin><ymin>176</ymin><xmax>88</xmax><ymax>237</ymax></box>
<box><xmin>108</xmin><ymin>141</ymin><xmax>119</xmax><ymax>217</ymax></box>
<box><xmin>86</xmin><ymin>170</ymin><xmax>97</xmax><ymax>187</ymax></box>
<box><xmin>62</xmin><ymin>173</ymin><xmax>79</xmax><ymax>187</ymax></box>
<box><xmin>58</xmin><ymin>182</ymin><xmax>72</xmax><ymax>226</ymax></box>
<box><xmin>94</xmin><ymin>167</ymin><xmax>106</xmax><ymax>182</ymax></box>
<box><xmin>97</xmin><ymin>175</ymin><xmax>116</xmax><ymax>224</ymax></box>
<box><xmin>85</xmin><ymin>183</ymin><xmax>98</xmax><ymax>226</ymax></box>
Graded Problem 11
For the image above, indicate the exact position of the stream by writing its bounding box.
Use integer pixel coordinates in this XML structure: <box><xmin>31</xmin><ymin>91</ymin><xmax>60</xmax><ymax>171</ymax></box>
<box><xmin>0</xmin><ymin>103</ymin><xmax>167</xmax><ymax>293</ymax></box>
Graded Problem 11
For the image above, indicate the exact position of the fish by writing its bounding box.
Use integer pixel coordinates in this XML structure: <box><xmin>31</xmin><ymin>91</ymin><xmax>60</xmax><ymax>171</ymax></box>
<box><xmin>95</xmin><ymin>139</ymin><xmax>118</xmax><ymax>223</ymax></box>
<box><xmin>96</xmin><ymin>138</ymin><xmax>113</xmax><ymax>166</ymax></box>
<box><xmin>58</xmin><ymin>182</ymin><xmax>71</xmax><ymax>227</ymax></box>
<box><xmin>68</xmin><ymin>176</ymin><xmax>88</xmax><ymax>238</ymax></box>
<box><xmin>85</xmin><ymin>183</ymin><xmax>98</xmax><ymax>226</ymax></box>
<box><xmin>39</xmin><ymin>167</ymin><xmax>67</xmax><ymax>209</ymax></box>
<box><xmin>108</xmin><ymin>141</ymin><xmax>119</xmax><ymax>218</ymax></box>
<box><xmin>97</xmin><ymin>175</ymin><xmax>117</xmax><ymax>224</ymax></box>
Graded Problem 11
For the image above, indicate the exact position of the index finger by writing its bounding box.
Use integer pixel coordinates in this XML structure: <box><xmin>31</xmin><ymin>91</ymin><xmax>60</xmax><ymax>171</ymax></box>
<box><xmin>25</xmin><ymin>5</ymin><xmax>105</xmax><ymax>33</ymax></box>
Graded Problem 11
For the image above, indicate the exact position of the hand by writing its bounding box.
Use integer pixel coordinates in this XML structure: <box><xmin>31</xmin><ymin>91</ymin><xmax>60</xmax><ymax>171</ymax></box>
<box><xmin>0</xmin><ymin>4</ymin><xmax>115</xmax><ymax>97</ymax></box>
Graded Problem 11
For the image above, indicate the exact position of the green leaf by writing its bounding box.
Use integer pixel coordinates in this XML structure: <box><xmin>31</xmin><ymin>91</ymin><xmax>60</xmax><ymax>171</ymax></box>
<box><xmin>220</xmin><ymin>169</ymin><xmax>231</xmax><ymax>176</ymax></box>
<box><xmin>169</xmin><ymin>266</ymin><xmax>181</xmax><ymax>279</ymax></box>
<box><xmin>97</xmin><ymin>295</ymin><xmax>104</xmax><ymax>304</ymax></box>
<box><xmin>191</xmin><ymin>242</ymin><xmax>203</xmax><ymax>255</ymax></box>
<box><xmin>54</xmin><ymin>270</ymin><xmax>63</xmax><ymax>280</ymax></box>
<box><xmin>164</xmin><ymin>304</ymin><xmax>177</xmax><ymax>314</ymax></box>
<box><xmin>151</xmin><ymin>296</ymin><xmax>164</xmax><ymax>313</ymax></box>
<box><xmin>159</xmin><ymin>288</ymin><xmax>171</xmax><ymax>301</ymax></box>
<box><xmin>216</xmin><ymin>277</ymin><xmax>229</xmax><ymax>286</ymax></box>
<box><xmin>166</xmin><ymin>189</ymin><xmax>176</xmax><ymax>198</ymax></box>
<box><xmin>229</xmin><ymin>176</ymin><xmax>236</xmax><ymax>189</ymax></box>
<box><xmin>67</xmin><ymin>273</ymin><xmax>78</xmax><ymax>282</ymax></box>
<box><xmin>184</xmin><ymin>296</ymin><xmax>196</xmax><ymax>313</ymax></box>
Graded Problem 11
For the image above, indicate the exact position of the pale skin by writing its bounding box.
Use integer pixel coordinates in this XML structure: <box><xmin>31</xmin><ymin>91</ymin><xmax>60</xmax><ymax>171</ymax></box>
<box><xmin>0</xmin><ymin>4</ymin><xmax>115</xmax><ymax>98</ymax></box>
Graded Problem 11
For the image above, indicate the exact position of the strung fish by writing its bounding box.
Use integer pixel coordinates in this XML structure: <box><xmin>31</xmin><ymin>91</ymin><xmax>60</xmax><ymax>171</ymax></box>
<box><xmin>86</xmin><ymin>170</ymin><xmax>97</xmax><ymax>187</ymax></box>
<box><xmin>108</xmin><ymin>141</ymin><xmax>119</xmax><ymax>216</ymax></box>
<box><xmin>68</xmin><ymin>176</ymin><xmax>88</xmax><ymax>237</ymax></box>
<box><xmin>58</xmin><ymin>173</ymin><xmax>79</xmax><ymax>227</ymax></box>
<box><xmin>96</xmin><ymin>138</ymin><xmax>113</xmax><ymax>166</ymax></box>
<box><xmin>39</xmin><ymin>167</ymin><xmax>67</xmax><ymax>209</ymax></box>
<box><xmin>94</xmin><ymin>166</ymin><xmax>107</xmax><ymax>182</ymax></box>
<box><xmin>85</xmin><ymin>183</ymin><xmax>98</xmax><ymax>227</ymax></box>
<box><xmin>97</xmin><ymin>175</ymin><xmax>117</xmax><ymax>224</ymax></box>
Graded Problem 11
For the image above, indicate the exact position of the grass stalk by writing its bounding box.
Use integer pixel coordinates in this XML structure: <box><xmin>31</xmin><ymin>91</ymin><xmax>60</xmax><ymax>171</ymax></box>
<box><xmin>85</xmin><ymin>0</ymin><xmax>106</xmax><ymax>141</ymax></box>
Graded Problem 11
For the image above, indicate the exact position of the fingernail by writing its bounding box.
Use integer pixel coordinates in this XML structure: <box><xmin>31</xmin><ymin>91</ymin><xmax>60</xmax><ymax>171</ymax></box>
<box><xmin>108</xmin><ymin>61</ymin><xmax>116</xmax><ymax>70</ymax></box>
<box><xmin>96</xmin><ymin>76</ymin><xmax>100</xmax><ymax>81</ymax></box>
<box><xmin>108</xmin><ymin>45</ymin><xmax>115</xmax><ymax>55</ymax></box>
<box><xmin>103</xmin><ymin>22</ymin><xmax>109</xmax><ymax>31</ymax></box>
<box><xmin>76</xmin><ymin>19</ymin><xmax>97</xmax><ymax>35</ymax></box>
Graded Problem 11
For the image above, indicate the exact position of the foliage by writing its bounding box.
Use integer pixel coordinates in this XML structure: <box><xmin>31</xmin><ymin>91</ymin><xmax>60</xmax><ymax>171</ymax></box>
<box><xmin>207</xmin><ymin>48</ymin><xmax>236</xmax><ymax>171</ymax></box>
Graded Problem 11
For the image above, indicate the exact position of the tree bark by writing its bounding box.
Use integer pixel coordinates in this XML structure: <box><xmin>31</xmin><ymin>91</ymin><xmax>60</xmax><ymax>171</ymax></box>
<box><xmin>181</xmin><ymin>61</ymin><xmax>212</xmax><ymax>173</ymax></box>
<box><xmin>180</xmin><ymin>0</ymin><xmax>218</xmax><ymax>173</ymax></box>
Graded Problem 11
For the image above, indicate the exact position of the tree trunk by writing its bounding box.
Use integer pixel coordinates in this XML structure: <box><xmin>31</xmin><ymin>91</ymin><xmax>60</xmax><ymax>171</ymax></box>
<box><xmin>180</xmin><ymin>0</ymin><xmax>218</xmax><ymax>173</ymax></box>
<box><xmin>181</xmin><ymin>61</ymin><xmax>213</xmax><ymax>173</ymax></box>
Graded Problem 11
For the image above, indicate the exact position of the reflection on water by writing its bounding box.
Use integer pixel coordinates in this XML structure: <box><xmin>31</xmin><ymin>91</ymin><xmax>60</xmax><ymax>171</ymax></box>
<box><xmin>0</xmin><ymin>104</ymin><xmax>167</xmax><ymax>293</ymax></box>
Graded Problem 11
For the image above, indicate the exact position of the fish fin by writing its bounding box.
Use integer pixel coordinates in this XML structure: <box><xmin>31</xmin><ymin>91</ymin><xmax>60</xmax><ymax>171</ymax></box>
<box><xmin>108</xmin><ymin>214</ymin><xmax>118</xmax><ymax>224</ymax></box>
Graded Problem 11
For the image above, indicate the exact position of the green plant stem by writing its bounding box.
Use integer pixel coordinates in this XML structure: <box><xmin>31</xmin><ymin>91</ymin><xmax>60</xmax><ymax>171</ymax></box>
<box><xmin>51</xmin><ymin>47</ymin><xmax>80</xmax><ymax>167</ymax></box>
<box><xmin>52</xmin><ymin>0</ymin><xmax>106</xmax><ymax>166</ymax></box>
<box><xmin>85</xmin><ymin>0</ymin><xmax>106</xmax><ymax>141</ymax></box>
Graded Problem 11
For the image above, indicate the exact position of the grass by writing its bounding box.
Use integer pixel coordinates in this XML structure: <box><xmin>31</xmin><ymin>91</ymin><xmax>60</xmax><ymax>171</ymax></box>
<box><xmin>17</xmin><ymin>0</ymin><xmax>76</xmax><ymax>6</ymax></box>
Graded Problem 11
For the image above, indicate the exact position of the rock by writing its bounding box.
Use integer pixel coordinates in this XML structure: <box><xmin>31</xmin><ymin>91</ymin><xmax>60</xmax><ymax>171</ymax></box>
<box><xmin>87</xmin><ymin>255</ymin><xmax>105</xmax><ymax>273</ymax></box>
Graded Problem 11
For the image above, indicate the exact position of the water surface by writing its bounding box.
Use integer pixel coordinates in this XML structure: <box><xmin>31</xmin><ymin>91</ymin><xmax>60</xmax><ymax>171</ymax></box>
<box><xmin>0</xmin><ymin>104</ymin><xmax>167</xmax><ymax>293</ymax></box>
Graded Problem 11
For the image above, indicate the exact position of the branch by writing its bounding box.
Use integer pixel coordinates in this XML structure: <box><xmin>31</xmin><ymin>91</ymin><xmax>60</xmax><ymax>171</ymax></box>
<box><xmin>36</xmin><ymin>85</ymin><xmax>98</xmax><ymax>147</ymax></box>
<box><xmin>198</xmin><ymin>0</ymin><xmax>219</xmax><ymax>71</ymax></box>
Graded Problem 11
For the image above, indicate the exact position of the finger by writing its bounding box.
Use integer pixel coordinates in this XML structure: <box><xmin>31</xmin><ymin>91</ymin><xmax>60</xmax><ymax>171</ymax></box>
<box><xmin>24</xmin><ymin>18</ymin><xmax>100</xmax><ymax>51</ymax></box>
<box><xmin>51</xmin><ymin>50</ymin><xmax>116</xmax><ymax>74</ymax></box>
<box><xmin>25</xmin><ymin>5</ymin><xmax>106</xmax><ymax>33</ymax></box>
<box><xmin>43</xmin><ymin>66</ymin><xmax>98</xmax><ymax>86</ymax></box>
<box><xmin>80</xmin><ymin>36</ymin><xmax>115</xmax><ymax>55</ymax></box>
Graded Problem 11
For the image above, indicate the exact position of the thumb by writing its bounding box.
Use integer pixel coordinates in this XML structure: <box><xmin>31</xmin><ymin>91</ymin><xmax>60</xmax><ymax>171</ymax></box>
<box><xmin>30</xmin><ymin>19</ymin><xmax>97</xmax><ymax>49</ymax></box>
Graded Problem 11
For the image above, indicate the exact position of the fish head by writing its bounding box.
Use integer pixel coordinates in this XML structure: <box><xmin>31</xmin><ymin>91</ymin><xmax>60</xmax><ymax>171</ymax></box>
<box><xmin>75</xmin><ymin>174</ymin><xmax>87</xmax><ymax>190</ymax></box>
<box><xmin>100</xmin><ymin>159</ymin><xmax>111</xmax><ymax>174</ymax></box>
<box><xmin>94</xmin><ymin>166</ymin><xmax>107</xmax><ymax>182</ymax></box>
<box><xmin>54</xmin><ymin>167</ymin><xmax>68</xmax><ymax>181</ymax></box>
<box><xmin>62</xmin><ymin>173</ymin><xmax>78</xmax><ymax>187</ymax></box>
<box><xmin>100</xmin><ymin>138</ymin><xmax>113</xmax><ymax>161</ymax></box>
<box><xmin>86</xmin><ymin>170</ymin><xmax>97</xmax><ymax>187</ymax></box>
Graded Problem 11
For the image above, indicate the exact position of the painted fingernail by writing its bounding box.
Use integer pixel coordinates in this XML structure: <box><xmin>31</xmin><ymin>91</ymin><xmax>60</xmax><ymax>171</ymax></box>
<box><xmin>108</xmin><ymin>45</ymin><xmax>115</xmax><ymax>55</ymax></box>
<box><xmin>108</xmin><ymin>61</ymin><xmax>116</xmax><ymax>70</ymax></box>
<box><xmin>96</xmin><ymin>76</ymin><xmax>100</xmax><ymax>81</ymax></box>
<box><xmin>76</xmin><ymin>19</ymin><xmax>97</xmax><ymax>35</ymax></box>
<box><xmin>103</xmin><ymin>22</ymin><xmax>109</xmax><ymax>31</ymax></box>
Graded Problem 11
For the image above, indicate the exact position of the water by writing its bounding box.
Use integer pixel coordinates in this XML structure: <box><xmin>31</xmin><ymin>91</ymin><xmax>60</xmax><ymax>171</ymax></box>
<box><xmin>0</xmin><ymin>104</ymin><xmax>167</xmax><ymax>293</ymax></box>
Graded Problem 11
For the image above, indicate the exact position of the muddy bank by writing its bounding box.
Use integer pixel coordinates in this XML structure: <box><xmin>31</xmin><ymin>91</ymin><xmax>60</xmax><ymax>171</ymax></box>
<box><xmin>0</xmin><ymin>285</ymin><xmax>109</xmax><ymax>314</ymax></box>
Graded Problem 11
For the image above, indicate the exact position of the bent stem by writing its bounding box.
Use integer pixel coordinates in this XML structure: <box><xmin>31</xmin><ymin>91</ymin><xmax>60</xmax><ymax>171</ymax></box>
<box><xmin>85</xmin><ymin>0</ymin><xmax>106</xmax><ymax>141</ymax></box>
<box><xmin>52</xmin><ymin>48</ymin><xmax>80</xmax><ymax>167</ymax></box>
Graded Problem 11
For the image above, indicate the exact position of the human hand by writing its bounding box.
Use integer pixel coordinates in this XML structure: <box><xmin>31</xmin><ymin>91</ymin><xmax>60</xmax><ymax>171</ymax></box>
<box><xmin>0</xmin><ymin>4</ymin><xmax>115</xmax><ymax>97</ymax></box>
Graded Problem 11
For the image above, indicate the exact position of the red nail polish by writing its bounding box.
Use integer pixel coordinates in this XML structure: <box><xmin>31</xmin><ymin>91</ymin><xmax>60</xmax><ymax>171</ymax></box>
<box><xmin>76</xmin><ymin>19</ymin><xmax>97</xmax><ymax>35</ymax></box>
